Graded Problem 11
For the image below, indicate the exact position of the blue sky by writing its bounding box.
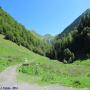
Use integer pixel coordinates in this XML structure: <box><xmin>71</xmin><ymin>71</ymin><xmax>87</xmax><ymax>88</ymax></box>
<box><xmin>0</xmin><ymin>0</ymin><xmax>90</xmax><ymax>35</ymax></box>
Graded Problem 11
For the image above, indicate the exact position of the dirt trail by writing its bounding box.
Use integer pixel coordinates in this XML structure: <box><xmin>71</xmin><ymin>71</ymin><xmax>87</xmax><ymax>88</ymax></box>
<box><xmin>0</xmin><ymin>66</ymin><xmax>88</xmax><ymax>90</ymax></box>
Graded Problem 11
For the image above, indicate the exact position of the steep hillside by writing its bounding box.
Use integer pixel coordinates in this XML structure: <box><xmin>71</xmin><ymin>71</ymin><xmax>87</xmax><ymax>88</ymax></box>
<box><xmin>57</xmin><ymin>9</ymin><xmax>90</xmax><ymax>38</ymax></box>
<box><xmin>1</xmin><ymin>6</ymin><xmax>90</xmax><ymax>64</ymax></box>
<box><xmin>0</xmin><ymin>34</ymin><xmax>51</xmax><ymax>71</ymax></box>
<box><xmin>48</xmin><ymin>9</ymin><xmax>90</xmax><ymax>63</ymax></box>
<box><xmin>0</xmin><ymin>7</ymin><xmax>50</xmax><ymax>56</ymax></box>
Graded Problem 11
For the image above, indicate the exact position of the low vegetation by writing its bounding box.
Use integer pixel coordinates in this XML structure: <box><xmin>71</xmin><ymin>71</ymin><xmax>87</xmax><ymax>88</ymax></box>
<box><xmin>18</xmin><ymin>59</ymin><xmax>90</xmax><ymax>88</ymax></box>
<box><xmin>0</xmin><ymin>35</ymin><xmax>90</xmax><ymax>88</ymax></box>
<box><xmin>0</xmin><ymin>34</ymin><xmax>36</xmax><ymax>71</ymax></box>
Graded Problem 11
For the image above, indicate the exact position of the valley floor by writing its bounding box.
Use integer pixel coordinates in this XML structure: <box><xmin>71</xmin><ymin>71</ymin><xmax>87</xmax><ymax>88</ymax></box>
<box><xmin>0</xmin><ymin>35</ymin><xmax>90</xmax><ymax>90</ymax></box>
<box><xmin>0</xmin><ymin>65</ymin><xmax>88</xmax><ymax>90</ymax></box>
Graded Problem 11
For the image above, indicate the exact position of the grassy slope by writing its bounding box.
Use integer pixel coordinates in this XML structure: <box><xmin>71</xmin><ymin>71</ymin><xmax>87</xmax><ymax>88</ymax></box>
<box><xmin>0</xmin><ymin>34</ymin><xmax>42</xmax><ymax>71</ymax></box>
<box><xmin>0</xmin><ymin>35</ymin><xmax>90</xmax><ymax>88</ymax></box>
<box><xmin>18</xmin><ymin>60</ymin><xmax>90</xmax><ymax>88</ymax></box>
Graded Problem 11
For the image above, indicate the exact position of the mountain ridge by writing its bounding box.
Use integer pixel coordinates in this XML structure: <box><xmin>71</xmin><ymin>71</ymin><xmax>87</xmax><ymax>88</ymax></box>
<box><xmin>57</xmin><ymin>8</ymin><xmax>90</xmax><ymax>38</ymax></box>
<box><xmin>1</xmin><ymin>7</ymin><xmax>90</xmax><ymax>63</ymax></box>
<box><xmin>47</xmin><ymin>8</ymin><xmax>90</xmax><ymax>63</ymax></box>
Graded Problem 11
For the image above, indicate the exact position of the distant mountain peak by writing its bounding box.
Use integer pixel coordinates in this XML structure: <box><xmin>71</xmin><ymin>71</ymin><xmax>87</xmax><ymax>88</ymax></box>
<box><xmin>44</xmin><ymin>34</ymin><xmax>52</xmax><ymax>37</ymax></box>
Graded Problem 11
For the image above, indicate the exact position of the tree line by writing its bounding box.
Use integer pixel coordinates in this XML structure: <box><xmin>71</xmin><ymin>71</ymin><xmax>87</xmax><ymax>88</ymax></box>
<box><xmin>47</xmin><ymin>11</ymin><xmax>90</xmax><ymax>63</ymax></box>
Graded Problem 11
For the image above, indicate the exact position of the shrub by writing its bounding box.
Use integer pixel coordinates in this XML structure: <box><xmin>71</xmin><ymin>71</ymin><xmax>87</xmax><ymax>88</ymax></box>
<box><xmin>63</xmin><ymin>48</ymin><xmax>75</xmax><ymax>63</ymax></box>
<box><xmin>73</xmin><ymin>80</ymin><xmax>81</xmax><ymax>87</ymax></box>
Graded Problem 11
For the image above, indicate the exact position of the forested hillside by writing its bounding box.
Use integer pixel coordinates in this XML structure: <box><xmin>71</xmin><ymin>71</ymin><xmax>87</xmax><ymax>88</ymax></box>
<box><xmin>57</xmin><ymin>9</ymin><xmax>90</xmax><ymax>38</ymax></box>
<box><xmin>0</xmin><ymin>7</ymin><xmax>51</xmax><ymax>56</ymax></box>
<box><xmin>47</xmin><ymin>9</ymin><xmax>90</xmax><ymax>63</ymax></box>
<box><xmin>1</xmin><ymin>6</ymin><xmax>90</xmax><ymax>63</ymax></box>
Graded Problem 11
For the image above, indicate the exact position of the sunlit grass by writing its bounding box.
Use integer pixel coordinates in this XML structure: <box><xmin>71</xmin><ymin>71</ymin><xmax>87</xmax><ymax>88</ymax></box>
<box><xmin>18</xmin><ymin>59</ymin><xmax>90</xmax><ymax>88</ymax></box>
<box><xmin>0</xmin><ymin>35</ymin><xmax>90</xmax><ymax>88</ymax></box>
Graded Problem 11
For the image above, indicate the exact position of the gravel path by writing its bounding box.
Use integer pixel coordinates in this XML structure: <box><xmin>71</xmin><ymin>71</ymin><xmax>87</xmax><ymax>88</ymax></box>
<box><xmin>0</xmin><ymin>66</ymin><xmax>88</xmax><ymax>90</ymax></box>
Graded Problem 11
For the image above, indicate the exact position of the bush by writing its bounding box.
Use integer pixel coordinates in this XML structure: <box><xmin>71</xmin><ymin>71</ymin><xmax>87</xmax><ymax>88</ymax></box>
<box><xmin>63</xmin><ymin>48</ymin><xmax>75</xmax><ymax>63</ymax></box>
<box><xmin>73</xmin><ymin>80</ymin><xmax>81</xmax><ymax>87</ymax></box>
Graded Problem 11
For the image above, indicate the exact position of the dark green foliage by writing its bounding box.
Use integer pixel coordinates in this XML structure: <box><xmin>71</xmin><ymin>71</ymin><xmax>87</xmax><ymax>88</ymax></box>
<box><xmin>48</xmin><ymin>9</ymin><xmax>90</xmax><ymax>63</ymax></box>
<box><xmin>63</xmin><ymin>48</ymin><xmax>75</xmax><ymax>63</ymax></box>
<box><xmin>73</xmin><ymin>80</ymin><xmax>81</xmax><ymax>87</ymax></box>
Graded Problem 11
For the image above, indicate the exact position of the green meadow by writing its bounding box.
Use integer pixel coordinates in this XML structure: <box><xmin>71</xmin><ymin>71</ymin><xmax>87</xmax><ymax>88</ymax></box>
<box><xmin>0</xmin><ymin>35</ymin><xmax>90</xmax><ymax>88</ymax></box>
